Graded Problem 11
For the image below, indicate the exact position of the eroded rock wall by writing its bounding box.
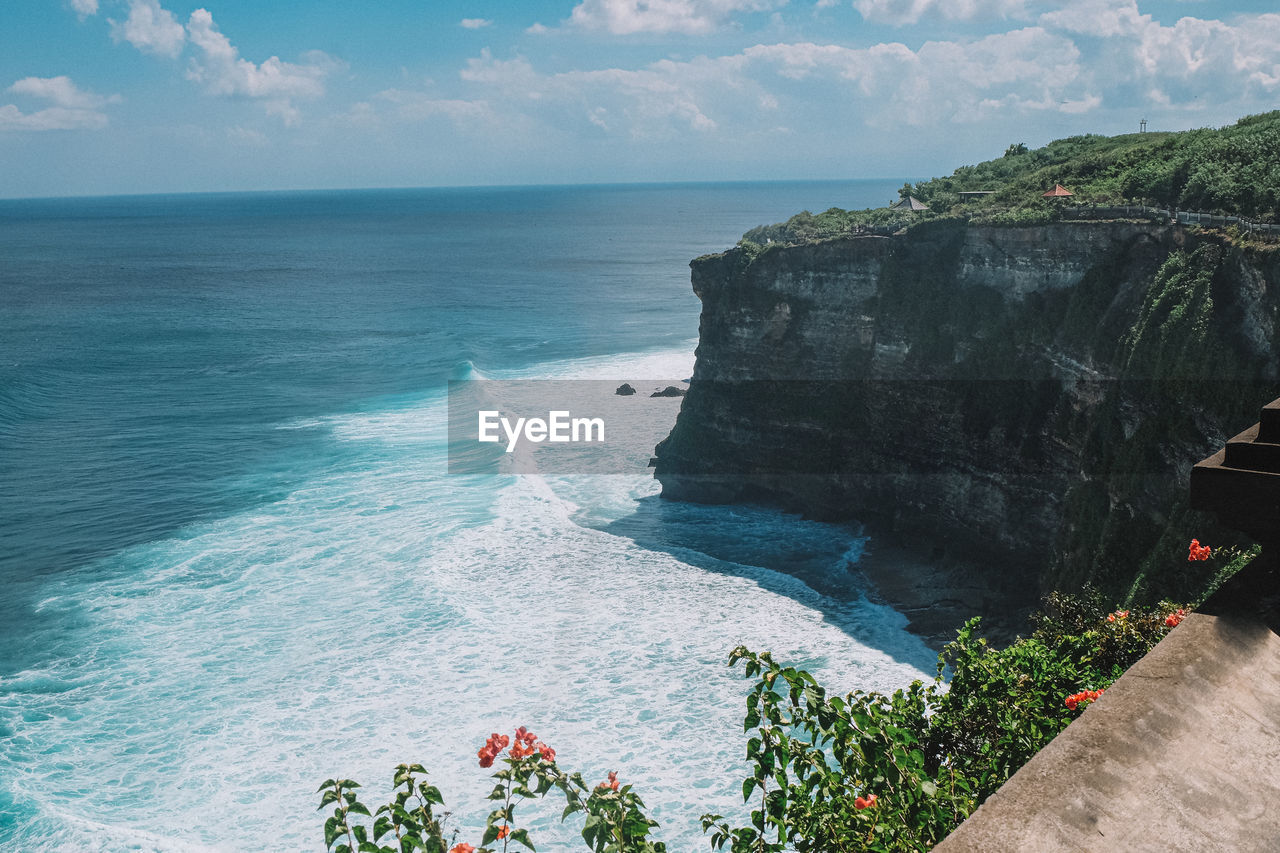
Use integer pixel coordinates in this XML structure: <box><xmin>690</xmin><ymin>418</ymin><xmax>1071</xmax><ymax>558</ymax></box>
<box><xmin>654</xmin><ymin>221</ymin><xmax>1280</xmax><ymax>600</ymax></box>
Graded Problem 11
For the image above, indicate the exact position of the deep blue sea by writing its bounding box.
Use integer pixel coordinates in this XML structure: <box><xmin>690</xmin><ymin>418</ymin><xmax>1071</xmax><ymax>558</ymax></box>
<box><xmin>0</xmin><ymin>182</ymin><xmax>935</xmax><ymax>851</ymax></box>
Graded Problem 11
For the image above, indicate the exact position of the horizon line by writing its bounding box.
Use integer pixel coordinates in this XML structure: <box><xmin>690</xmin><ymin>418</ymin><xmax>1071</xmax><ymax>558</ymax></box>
<box><xmin>0</xmin><ymin>176</ymin><xmax>917</xmax><ymax>204</ymax></box>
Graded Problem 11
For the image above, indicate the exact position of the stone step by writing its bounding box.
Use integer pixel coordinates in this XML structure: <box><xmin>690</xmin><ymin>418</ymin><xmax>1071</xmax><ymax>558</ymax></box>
<box><xmin>1223</xmin><ymin>424</ymin><xmax>1280</xmax><ymax>473</ymax></box>
<box><xmin>1191</xmin><ymin>450</ymin><xmax>1280</xmax><ymax>518</ymax></box>
<box><xmin>1259</xmin><ymin>398</ymin><xmax>1280</xmax><ymax>443</ymax></box>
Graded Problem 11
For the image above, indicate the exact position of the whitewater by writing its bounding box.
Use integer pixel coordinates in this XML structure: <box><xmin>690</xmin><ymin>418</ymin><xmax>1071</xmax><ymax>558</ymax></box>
<box><xmin>0</xmin><ymin>182</ymin><xmax>934</xmax><ymax>851</ymax></box>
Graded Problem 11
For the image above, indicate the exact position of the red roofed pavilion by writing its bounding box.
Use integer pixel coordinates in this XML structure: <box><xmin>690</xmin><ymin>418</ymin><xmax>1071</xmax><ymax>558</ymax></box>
<box><xmin>1042</xmin><ymin>184</ymin><xmax>1074</xmax><ymax>198</ymax></box>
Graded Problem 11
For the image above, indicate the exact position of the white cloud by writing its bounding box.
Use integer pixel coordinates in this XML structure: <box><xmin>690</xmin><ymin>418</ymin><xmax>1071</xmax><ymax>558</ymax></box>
<box><xmin>526</xmin><ymin>22</ymin><xmax>550</xmax><ymax>34</ymax></box>
<box><xmin>353</xmin><ymin>4</ymin><xmax>1280</xmax><ymax>167</ymax></box>
<box><xmin>0</xmin><ymin>104</ymin><xmax>108</xmax><ymax>131</ymax></box>
<box><xmin>1129</xmin><ymin>13</ymin><xmax>1280</xmax><ymax>102</ymax></box>
<box><xmin>448</xmin><ymin>49</ymin><xmax>734</xmax><ymax>139</ymax></box>
<box><xmin>70</xmin><ymin>0</ymin><xmax>99</xmax><ymax>19</ymax></box>
<box><xmin>441</xmin><ymin>30</ymin><xmax>1086</xmax><ymax>144</ymax></box>
<box><xmin>185</xmin><ymin>9</ymin><xmax>340</xmax><ymax>122</ymax></box>
<box><xmin>853</xmin><ymin>0</ymin><xmax>1029</xmax><ymax>26</ymax></box>
<box><xmin>377</xmin><ymin>89</ymin><xmax>496</xmax><ymax>124</ymax></box>
<box><xmin>738</xmin><ymin>27</ymin><xmax>1089</xmax><ymax>123</ymax></box>
<box><xmin>9</xmin><ymin>75</ymin><xmax>120</xmax><ymax>109</ymax></box>
<box><xmin>567</xmin><ymin>0</ymin><xmax>785</xmax><ymax>35</ymax></box>
<box><xmin>1</xmin><ymin>76</ymin><xmax>118</xmax><ymax>131</ymax></box>
<box><xmin>109</xmin><ymin>0</ymin><xmax>186</xmax><ymax>58</ymax></box>
<box><xmin>1030</xmin><ymin>6</ymin><xmax>1280</xmax><ymax>107</ymax></box>
<box><xmin>460</xmin><ymin>18</ymin><xmax>493</xmax><ymax>29</ymax></box>
<box><xmin>1039</xmin><ymin>0</ymin><xmax>1147</xmax><ymax>37</ymax></box>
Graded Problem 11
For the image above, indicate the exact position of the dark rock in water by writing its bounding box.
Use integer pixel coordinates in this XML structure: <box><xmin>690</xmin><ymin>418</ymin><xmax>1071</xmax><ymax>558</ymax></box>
<box><xmin>615</xmin><ymin>383</ymin><xmax>637</xmax><ymax>396</ymax></box>
<box><xmin>651</xmin><ymin>385</ymin><xmax>687</xmax><ymax>398</ymax></box>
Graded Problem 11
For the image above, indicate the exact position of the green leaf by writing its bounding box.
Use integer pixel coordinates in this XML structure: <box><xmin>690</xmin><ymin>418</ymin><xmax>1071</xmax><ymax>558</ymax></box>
<box><xmin>510</xmin><ymin>828</ymin><xmax>536</xmax><ymax>851</ymax></box>
<box><xmin>742</xmin><ymin>778</ymin><xmax>757</xmax><ymax>802</ymax></box>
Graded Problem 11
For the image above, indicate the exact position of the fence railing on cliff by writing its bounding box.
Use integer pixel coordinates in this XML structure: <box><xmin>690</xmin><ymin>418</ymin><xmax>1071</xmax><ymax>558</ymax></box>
<box><xmin>1065</xmin><ymin>203</ymin><xmax>1280</xmax><ymax>237</ymax></box>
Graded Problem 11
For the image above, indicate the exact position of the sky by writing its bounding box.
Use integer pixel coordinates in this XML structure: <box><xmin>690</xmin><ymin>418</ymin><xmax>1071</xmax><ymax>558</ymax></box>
<box><xmin>2</xmin><ymin>0</ymin><xmax>1279</xmax><ymax>197</ymax></box>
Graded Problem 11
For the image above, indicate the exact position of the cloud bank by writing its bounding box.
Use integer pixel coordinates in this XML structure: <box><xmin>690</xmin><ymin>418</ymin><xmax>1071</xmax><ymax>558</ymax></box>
<box><xmin>0</xmin><ymin>76</ymin><xmax>120</xmax><ymax>131</ymax></box>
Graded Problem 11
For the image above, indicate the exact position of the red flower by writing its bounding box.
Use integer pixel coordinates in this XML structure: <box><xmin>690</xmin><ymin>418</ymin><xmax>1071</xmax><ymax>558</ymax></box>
<box><xmin>855</xmin><ymin>793</ymin><xmax>877</xmax><ymax>810</ymax></box>
<box><xmin>1188</xmin><ymin>539</ymin><xmax>1212</xmax><ymax>561</ymax></box>
<box><xmin>1065</xmin><ymin>689</ymin><xmax>1104</xmax><ymax>711</ymax></box>
<box><xmin>514</xmin><ymin>726</ymin><xmax>537</xmax><ymax>745</ymax></box>
<box><xmin>537</xmin><ymin>742</ymin><xmax>556</xmax><ymax>762</ymax></box>
<box><xmin>450</xmin><ymin>845</ymin><xmax>475</xmax><ymax>853</ymax></box>
<box><xmin>478</xmin><ymin>731</ymin><xmax>514</xmax><ymax>767</ymax></box>
<box><xmin>1165</xmin><ymin>608</ymin><xmax>1188</xmax><ymax>628</ymax></box>
<box><xmin>597</xmin><ymin>771</ymin><xmax>620</xmax><ymax>791</ymax></box>
<box><xmin>496</xmin><ymin>825</ymin><xmax>510</xmax><ymax>840</ymax></box>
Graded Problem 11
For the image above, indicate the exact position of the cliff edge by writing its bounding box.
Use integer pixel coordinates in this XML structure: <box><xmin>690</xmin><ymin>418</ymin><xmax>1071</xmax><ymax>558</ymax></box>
<box><xmin>653</xmin><ymin>219</ymin><xmax>1280</xmax><ymax>617</ymax></box>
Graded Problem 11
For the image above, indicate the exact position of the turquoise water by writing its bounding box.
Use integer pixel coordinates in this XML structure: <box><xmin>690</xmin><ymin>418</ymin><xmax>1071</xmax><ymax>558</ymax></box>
<box><xmin>0</xmin><ymin>182</ymin><xmax>935</xmax><ymax>850</ymax></box>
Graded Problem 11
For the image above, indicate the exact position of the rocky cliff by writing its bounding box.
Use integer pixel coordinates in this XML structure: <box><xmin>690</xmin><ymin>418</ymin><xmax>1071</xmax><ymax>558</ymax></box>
<box><xmin>653</xmin><ymin>219</ymin><xmax>1280</xmax><ymax>607</ymax></box>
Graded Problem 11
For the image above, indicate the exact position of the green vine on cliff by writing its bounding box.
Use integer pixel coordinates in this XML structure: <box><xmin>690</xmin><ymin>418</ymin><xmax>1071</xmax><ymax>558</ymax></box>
<box><xmin>1120</xmin><ymin>245</ymin><xmax>1221</xmax><ymax>378</ymax></box>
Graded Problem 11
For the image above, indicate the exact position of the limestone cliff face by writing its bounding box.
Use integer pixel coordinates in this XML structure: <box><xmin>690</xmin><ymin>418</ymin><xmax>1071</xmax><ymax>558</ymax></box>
<box><xmin>653</xmin><ymin>220</ymin><xmax>1280</xmax><ymax>601</ymax></box>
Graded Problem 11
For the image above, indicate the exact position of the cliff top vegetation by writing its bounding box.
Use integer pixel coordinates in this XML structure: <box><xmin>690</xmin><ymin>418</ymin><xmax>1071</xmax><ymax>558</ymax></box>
<box><xmin>742</xmin><ymin>110</ymin><xmax>1280</xmax><ymax>246</ymax></box>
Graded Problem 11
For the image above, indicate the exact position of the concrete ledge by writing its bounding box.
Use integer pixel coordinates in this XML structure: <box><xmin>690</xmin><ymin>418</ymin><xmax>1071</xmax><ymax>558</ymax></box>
<box><xmin>935</xmin><ymin>578</ymin><xmax>1280</xmax><ymax>850</ymax></box>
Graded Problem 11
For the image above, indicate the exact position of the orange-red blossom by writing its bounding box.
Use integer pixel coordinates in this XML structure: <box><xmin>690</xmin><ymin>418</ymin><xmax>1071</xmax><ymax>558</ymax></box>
<box><xmin>477</xmin><ymin>727</ymin><xmax>556</xmax><ymax>767</ymax></box>
<box><xmin>1065</xmin><ymin>689</ymin><xmax>1104</xmax><ymax>711</ymax></box>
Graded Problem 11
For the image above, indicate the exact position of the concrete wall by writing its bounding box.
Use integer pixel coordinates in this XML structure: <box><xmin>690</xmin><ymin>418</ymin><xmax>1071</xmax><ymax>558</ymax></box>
<box><xmin>935</xmin><ymin>557</ymin><xmax>1280</xmax><ymax>852</ymax></box>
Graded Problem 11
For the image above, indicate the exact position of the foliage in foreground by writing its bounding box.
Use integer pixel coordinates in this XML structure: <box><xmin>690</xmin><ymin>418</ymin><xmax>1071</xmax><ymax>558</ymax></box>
<box><xmin>701</xmin><ymin>597</ymin><xmax>1185</xmax><ymax>852</ymax></box>
<box><xmin>322</xmin><ymin>542</ymin><xmax>1249</xmax><ymax>853</ymax></box>
<box><xmin>319</xmin><ymin>726</ymin><xmax>663</xmax><ymax>853</ymax></box>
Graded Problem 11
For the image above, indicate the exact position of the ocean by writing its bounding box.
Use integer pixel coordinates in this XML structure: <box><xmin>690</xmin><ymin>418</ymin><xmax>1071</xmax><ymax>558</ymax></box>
<box><xmin>0</xmin><ymin>181</ymin><xmax>936</xmax><ymax>851</ymax></box>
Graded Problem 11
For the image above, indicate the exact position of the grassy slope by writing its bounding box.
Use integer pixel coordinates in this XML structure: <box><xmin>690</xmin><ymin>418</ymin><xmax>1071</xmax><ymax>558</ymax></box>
<box><xmin>744</xmin><ymin>111</ymin><xmax>1280</xmax><ymax>246</ymax></box>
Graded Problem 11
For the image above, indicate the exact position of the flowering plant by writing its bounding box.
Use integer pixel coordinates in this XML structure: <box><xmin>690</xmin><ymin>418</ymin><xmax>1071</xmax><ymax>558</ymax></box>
<box><xmin>319</xmin><ymin>727</ymin><xmax>666</xmax><ymax>853</ymax></box>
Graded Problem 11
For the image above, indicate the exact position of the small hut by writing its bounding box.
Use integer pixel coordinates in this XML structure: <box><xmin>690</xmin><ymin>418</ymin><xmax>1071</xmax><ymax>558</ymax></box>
<box><xmin>889</xmin><ymin>196</ymin><xmax>929</xmax><ymax>212</ymax></box>
<box><xmin>1042</xmin><ymin>184</ymin><xmax>1074</xmax><ymax>199</ymax></box>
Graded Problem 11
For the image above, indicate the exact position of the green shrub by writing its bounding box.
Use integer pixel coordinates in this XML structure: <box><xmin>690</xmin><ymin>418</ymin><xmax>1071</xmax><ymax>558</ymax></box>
<box><xmin>742</xmin><ymin>111</ymin><xmax>1280</xmax><ymax>248</ymax></box>
<box><xmin>705</xmin><ymin>588</ymin><xmax>1202</xmax><ymax>852</ymax></box>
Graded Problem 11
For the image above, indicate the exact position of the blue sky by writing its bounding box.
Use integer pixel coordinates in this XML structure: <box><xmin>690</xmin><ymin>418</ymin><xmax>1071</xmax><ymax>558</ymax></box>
<box><xmin>2</xmin><ymin>0</ymin><xmax>1279</xmax><ymax>197</ymax></box>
